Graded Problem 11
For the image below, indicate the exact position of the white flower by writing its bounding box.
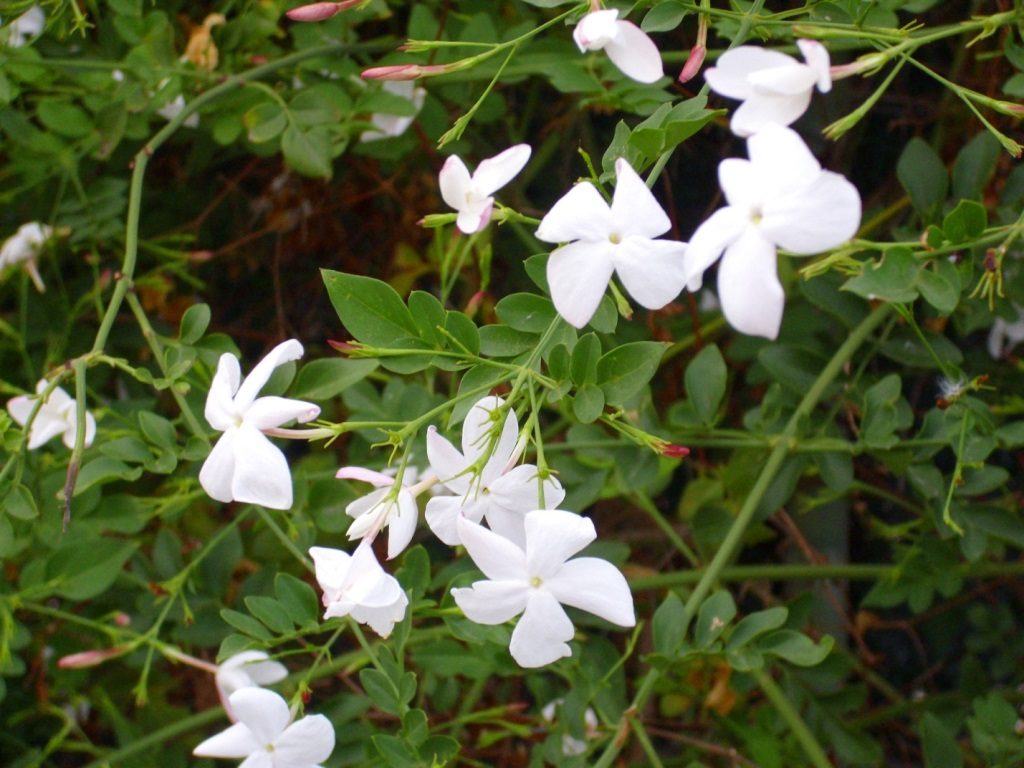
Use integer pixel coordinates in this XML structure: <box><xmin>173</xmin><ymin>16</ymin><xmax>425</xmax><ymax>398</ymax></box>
<box><xmin>336</xmin><ymin>465</ymin><xmax>422</xmax><ymax>560</ymax></box>
<box><xmin>988</xmin><ymin>305</ymin><xmax>1024</xmax><ymax>358</ymax></box>
<box><xmin>309</xmin><ymin>541</ymin><xmax>409</xmax><ymax>638</ymax></box>
<box><xmin>439</xmin><ymin>144</ymin><xmax>531</xmax><ymax>234</ymax></box>
<box><xmin>8</xmin><ymin>380</ymin><xmax>96</xmax><ymax>450</ymax></box>
<box><xmin>541</xmin><ymin>700</ymin><xmax>599</xmax><ymax>757</ymax></box>
<box><xmin>193</xmin><ymin>687</ymin><xmax>335</xmax><ymax>768</ymax></box>
<box><xmin>199</xmin><ymin>340</ymin><xmax>319</xmax><ymax>510</ymax></box>
<box><xmin>1</xmin><ymin>222</ymin><xmax>53</xmax><ymax>292</ymax></box>
<box><xmin>215</xmin><ymin>651</ymin><xmax>288</xmax><ymax>721</ymax></box>
<box><xmin>535</xmin><ymin>158</ymin><xmax>687</xmax><ymax>329</ymax></box>
<box><xmin>426</xmin><ymin>396</ymin><xmax>564</xmax><ymax>548</ymax></box>
<box><xmin>157</xmin><ymin>94</ymin><xmax>200</xmax><ymax>128</ymax></box>
<box><xmin>573</xmin><ymin>9</ymin><xmax>663</xmax><ymax>84</ymax></box>
<box><xmin>4</xmin><ymin>6</ymin><xmax>44</xmax><ymax>48</ymax></box>
<box><xmin>361</xmin><ymin>81</ymin><xmax>426</xmax><ymax>142</ymax></box>
<box><xmin>684</xmin><ymin>124</ymin><xmax>860</xmax><ymax>339</ymax></box>
<box><xmin>704</xmin><ymin>40</ymin><xmax>831</xmax><ymax>137</ymax></box>
<box><xmin>452</xmin><ymin>509</ymin><xmax>635</xmax><ymax>668</ymax></box>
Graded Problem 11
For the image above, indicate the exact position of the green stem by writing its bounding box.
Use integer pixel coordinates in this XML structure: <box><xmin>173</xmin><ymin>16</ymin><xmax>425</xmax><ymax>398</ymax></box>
<box><xmin>593</xmin><ymin>305</ymin><xmax>890</xmax><ymax>768</ymax></box>
<box><xmin>630</xmin><ymin>493</ymin><xmax>700</xmax><ymax>567</ymax></box>
<box><xmin>752</xmin><ymin>668</ymin><xmax>832</xmax><ymax>768</ymax></box>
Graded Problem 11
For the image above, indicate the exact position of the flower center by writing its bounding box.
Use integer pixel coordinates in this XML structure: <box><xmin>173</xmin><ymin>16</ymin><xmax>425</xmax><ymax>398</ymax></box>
<box><xmin>265</xmin><ymin>743</ymin><xmax>276</xmax><ymax>753</ymax></box>
<box><xmin>608</xmin><ymin>231</ymin><xmax>622</xmax><ymax>244</ymax></box>
<box><xmin>750</xmin><ymin>207</ymin><xmax>763</xmax><ymax>225</ymax></box>
<box><xmin>530</xmin><ymin>575</ymin><xmax>543</xmax><ymax>589</ymax></box>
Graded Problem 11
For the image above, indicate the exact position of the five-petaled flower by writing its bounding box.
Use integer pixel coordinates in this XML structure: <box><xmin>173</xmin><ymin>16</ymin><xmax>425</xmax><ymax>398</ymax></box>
<box><xmin>310</xmin><ymin>541</ymin><xmax>409</xmax><ymax>638</ymax></box>
<box><xmin>573</xmin><ymin>9</ymin><xmax>663</xmax><ymax>84</ymax></box>
<box><xmin>452</xmin><ymin>509</ymin><xmax>635</xmax><ymax>668</ymax></box>
<box><xmin>536</xmin><ymin>158</ymin><xmax>688</xmax><ymax>329</ymax></box>
<box><xmin>439</xmin><ymin>144</ymin><xmax>531</xmax><ymax>234</ymax></box>
<box><xmin>336</xmin><ymin>465</ymin><xmax>425</xmax><ymax>559</ymax></box>
<box><xmin>200</xmin><ymin>339</ymin><xmax>319</xmax><ymax>510</ymax></box>
<box><xmin>704</xmin><ymin>40</ymin><xmax>831</xmax><ymax>137</ymax></box>
<box><xmin>193</xmin><ymin>687</ymin><xmax>335</xmax><ymax>768</ymax></box>
<box><xmin>215</xmin><ymin>651</ymin><xmax>288</xmax><ymax>721</ymax></box>
<box><xmin>1</xmin><ymin>222</ymin><xmax>53</xmax><ymax>292</ymax></box>
<box><xmin>426</xmin><ymin>396</ymin><xmax>564</xmax><ymax>548</ymax></box>
<box><xmin>683</xmin><ymin>124</ymin><xmax>861</xmax><ymax>339</ymax></box>
<box><xmin>8</xmin><ymin>380</ymin><xmax>96</xmax><ymax>450</ymax></box>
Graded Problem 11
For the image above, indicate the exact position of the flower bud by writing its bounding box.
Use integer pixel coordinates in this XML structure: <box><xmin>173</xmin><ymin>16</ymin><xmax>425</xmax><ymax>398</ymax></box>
<box><xmin>286</xmin><ymin>1</ymin><xmax>362</xmax><ymax>22</ymax></box>
<box><xmin>660</xmin><ymin>443</ymin><xmax>691</xmax><ymax>459</ymax></box>
<box><xmin>677</xmin><ymin>44</ymin><xmax>705</xmax><ymax>84</ymax></box>
<box><xmin>361</xmin><ymin>63</ymin><xmax>450</xmax><ymax>81</ymax></box>
<box><xmin>58</xmin><ymin>646</ymin><xmax>129</xmax><ymax>669</ymax></box>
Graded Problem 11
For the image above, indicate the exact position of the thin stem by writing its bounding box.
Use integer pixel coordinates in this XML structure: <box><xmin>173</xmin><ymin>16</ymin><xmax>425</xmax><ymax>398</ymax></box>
<box><xmin>630</xmin><ymin>493</ymin><xmax>700</xmax><ymax>567</ymax></box>
<box><xmin>752</xmin><ymin>668</ymin><xmax>832</xmax><ymax>768</ymax></box>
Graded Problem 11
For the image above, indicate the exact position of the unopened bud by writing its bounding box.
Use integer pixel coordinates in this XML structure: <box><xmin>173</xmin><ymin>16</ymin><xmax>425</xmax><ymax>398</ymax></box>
<box><xmin>661</xmin><ymin>443</ymin><xmax>691</xmax><ymax>459</ymax></box>
<box><xmin>361</xmin><ymin>63</ymin><xmax>450</xmax><ymax>81</ymax></box>
<box><xmin>677</xmin><ymin>45</ymin><xmax>705</xmax><ymax>84</ymax></box>
<box><xmin>286</xmin><ymin>1</ymin><xmax>362</xmax><ymax>22</ymax></box>
<box><xmin>58</xmin><ymin>646</ymin><xmax>129</xmax><ymax>669</ymax></box>
<box><xmin>327</xmin><ymin>339</ymin><xmax>357</xmax><ymax>353</ymax></box>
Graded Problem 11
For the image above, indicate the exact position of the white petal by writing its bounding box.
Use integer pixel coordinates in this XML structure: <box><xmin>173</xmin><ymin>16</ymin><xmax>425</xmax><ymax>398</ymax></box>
<box><xmin>604</xmin><ymin>21</ymin><xmax>663</xmax><ymax>84</ymax></box>
<box><xmin>199</xmin><ymin>429</ymin><xmax>238</xmax><ymax>504</ymax></box>
<box><xmin>29</xmin><ymin>413</ymin><xmax>66</xmax><ymax>449</ymax></box>
<box><xmin>798</xmin><ymin>39</ymin><xmax>832</xmax><ymax>92</ymax></box>
<box><xmin>206</xmin><ymin>353</ymin><xmax>241</xmax><ymax>431</ymax></box>
<box><xmin>717</xmin><ymin>158</ymin><xmax>760</xmax><ymax>209</ymax></box>
<box><xmin>426</xmin><ymin>426</ymin><xmax>471</xmax><ymax>495</ymax></box>
<box><xmin>573</xmin><ymin>9</ymin><xmax>619</xmax><ymax>52</ymax></box>
<box><xmin>486</xmin><ymin>465</ymin><xmax>564</xmax><ymax>547</ymax></box>
<box><xmin>230</xmin><ymin>687</ymin><xmax>290</xmax><ymax>744</ymax></box>
<box><xmin>457</xmin><ymin>515</ymin><xmax>527</xmax><ymax>581</ymax></box>
<box><xmin>535</xmin><ymin>182</ymin><xmax>611</xmax><ymax>243</ymax></box>
<box><xmin>472</xmin><ymin>144</ymin><xmax>531</xmax><ymax>197</ymax></box>
<box><xmin>439</xmin><ymin>155</ymin><xmax>472</xmax><ymax>211</ymax></box>
<box><xmin>682</xmin><ymin>206</ymin><xmax>747</xmax><ymax>291</ymax></box>
<box><xmin>194</xmin><ymin>722</ymin><xmax>261</xmax><ymax>758</ymax></box>
<box><xmin>460</xmin><ymin>396</ymin><xmax>514</xmax><ymax>466</ymax></box>
<box><xmin>746</xmin><ymin>124</ymin><xmax>821</xmax><ymax>191</ymax></box>
<box><xmin>353</xmin><ymin>590</ymin><xmax>408</xmax><ymax>637</ymax></box>
<box><xmin>456</xmin><ymin>197</ymin><xmax>493</xmax><ymax>234</ymax></box>
<box><xmin>336</xmin><ymin>466</ymin><xmax>395</xmax><ymax>486</ymax></box>
<box><xmin>234</xmin><ymin>339</ymin><xmax>304</xmax><ymax>413</ymax></box>
<box><xmin>760</xmin><ymin>171</ymin><xmax>861</xmax><ymax>254</ymax></box>
<box><xmin>610</xmin><ymin>158</ymin><xmax>670</xmax><ymax>238</ymax></box>
<box><xmin>546</xmin><ymin>557</ymin><xmax>636</xmax><ymax>627</ymax></box>
<box><xmin>452</xmin><ymin>580</ymin><xmax>529</xmax><ymax>624</ymax></box>
<box><xmin>717</xmin><ymin>230</ymin><xmax>784</xmax><ymax>339</ymax></box>
<box><xmin>704</xmin><ymin>47</ymin><xmax>797</xmax><ymax>100</ymax></box>
<box><xmin>547</xmin><ymin>240</ymin><xmax>616</xmax><ymax>329</ymax></box>
<box><xmin>273</xmin><ymin>714</ymin><xmax>336</xmax><ymax>766</ymax></box>
<box><xmin>244</xmin><ymin>396</ymin><xmax>319</xmax><ymax>429</ymax></box>
<box><xmin>310</xmin><ymin>545</ymin><xmax>353</xmax><ymax>594</ymax></box>
<box><xmin>747</xmin><ymin>63</ymin><xmax>817</xmax><ymax>96</ymax></box>
<box><xmin>509</xmin><ymin>591</ymin><xmax>575</xmax><ymax>668</ymax></box>
<box><xmin>385</xmin><ymin>490</ymin><xmax>418</xmax><ymax>559</ymax></box>
<box><xmin>729</xmin><ymin>92</ymin><xmax>812</xmax><ymax>137</ymax></box>
<box><xmin>237</xmin><ymin>753</ymin><xmax>274</xmax><ymax>768</ymax></box>
<box><xmin>525</xmin><ymin>510</ymin><xmax>596</xmax><ymax>580</ymax></box>
<box><xmin>6</xmin><ymin>395</ymin><xmax>33</xmax><ymax>427</ymax></box>
<box><xmin>230</xmin><ymin>425</ymin><xmax>294</xmax><ymax>509</ymax></box>
<box><xmin>612</xmin><ymin>237</ymin><xmax>688</xmax><ymax>310</ymax></box>
<box><xmin>425</xmin><ymin>495</ymin><xmax>468</xmax><ymax>546</ymax></box>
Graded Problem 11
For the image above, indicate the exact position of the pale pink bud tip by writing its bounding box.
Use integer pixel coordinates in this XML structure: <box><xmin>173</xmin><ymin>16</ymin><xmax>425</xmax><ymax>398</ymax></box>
<box><xmin>286</xmin><ymin>2</ymin><xmax>355</xmax><ymax>22</ymax></box>
<box><xmin>327</xmin><ymin>339</ymin><xmax>356</xmax><ymax>353</ymax></box>
<box><xmin>661</xmin><ymin>443</ymin><xmax>691</xmax><ymax>459</ymax></box>
<box><xmin>58</xmin><ymin>647</ymin><xmax>128</xmax><ymax>669</ymax></box>
<box><xmin>677</xmin><ymin>45</ymin><xmax>705</xmax><ymax>84</ymax></box>
<box><xmin>361</xmin><ymin>64</ymin><xmax>448</xmax><ymax>81</ymax></box>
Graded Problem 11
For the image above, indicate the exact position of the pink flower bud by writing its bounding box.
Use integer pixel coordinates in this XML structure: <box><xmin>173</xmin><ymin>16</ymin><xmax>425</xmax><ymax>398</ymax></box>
<box><xmin>660</xmin><ymin>443</ymin><xmax>691</xmax><ymax>459</ymax></box>
<box><xmin>286</xmin><ymin>1</ymin><xmax>362</xmax><ymax>22</ymax></box>
<box><xmin>361</xmin><ymin>63</ymin><xmax>449</xmax><ymax>81</ymax></box>
<box><xmin>58</xmin><ymin>646</ymin><xmax>129</xmax><ymax>669</ymax></box>
<box><xmin>677</xmin><ymin>45</ymin><xmax>705</xmax><ymax>84</ymax></box>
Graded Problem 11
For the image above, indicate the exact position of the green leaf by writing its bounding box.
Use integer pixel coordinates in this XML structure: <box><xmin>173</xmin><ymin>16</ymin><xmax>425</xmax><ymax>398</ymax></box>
<box><xmin>896</xmin><ymin>138</ymin><xmax>948</xmax><ymax>220</ymax></box>
<box><xmin>652</xmin><ymin>592</ymin><xmax>686</xmax><ymax>656</ymax></box>
<box><xmin>642</xmin><ymin>1</ymin><xmax>689</xmax><ymax>31</ymax></box>
<box><xmin>74</xmin><ymin>457</ymin><xmax>144</xmax><ymax>495</ymax></box>
<box><xmin>597</xmin><ymin>341</ymin><xmax>667</xmax><ymax>406</ymax></box>
<box><xmin>220</xmin><ymin>608</ymin><xmax>273</xmax><ymax>640</ymax></box>
<box><xmin>372</xmin><ymin>733</ymin><xmax>416</xmax><ymax>766</ymax></box>
<box><xmin>281</xmin><ymin>124</ymin><xmax>332</xmax><ymax>178</ymax></box>
<box><xmin>322</xmin><ymin>270</ymin><xmax>419</xmax><ymax>346</ymax></box>
<box><xmin>444</xmin><ymin>311</ymin><xmax>480</xmax><ymax>356</ymax></box>
<box><xmin>919</xmin><ymin>712</ymin><xmax>964</xmax><ymax>768</ymax></box>
<box><xmin>917</xmin><ymin>265</ymin><xmax>960</xmax><ymax>314</ymax></box>
<box><xmin>244</xmin><ymin>596</ymin><xmax>294</xmax><ymax>635</ymax></box>
<box><xmin>842</xmin><ymin>247</ymin><xmax>920</xmax><ymax>303</ymax></box>
<box><xmin>360</xmin><ymin>668</ymin><xmax>404</xmax><ymax>716</ymax></box>
<box><xmin>139</xmin><ymin>411</ymin><xmax>176</xmax><ymax>450</ymax></box>
<box><xmin>941</xmin><ymin>199</ymin><xmax>987</xmax><ymax>244</ymax></box>
<box><xmin>408</xmin><ymin>291</ymin><xmax>446</xmax><ymax>345</ymax></box>
<box><xmin>48</xmin><ymin>538</ymin><xmax>138</xmax><ymax>600</ymax></box>
<box><xmin>685</xmin><ymin>344</ymin><xmax>726</xmax><ymax>425</ymax></box>
<box><xmin>572</xmin><ymin>383</ymin><xmax>605</xmax><ymax>424</ymax></box>
<box><xmin>274</xmin><ymin>573</ymin><xmax>320</xmax><ymax>628</ymax></box>
<box><xmin>571</xmin><ymin>333</ymin><xmax>601</xmax><ymax>386</ymax></box>
<box><xmin>952</xmin><ymin>131</ymin><xmax>999</xmax><ymax>200</ymax></box>
<box><xmin>726</xmin><ymin>607</ymin><xmax>788</xmax><ymax>650</ymax></box>
<box><xmin>756</xmin><ymin>629</ymin><xmax>833</xmax><ymax>666</ymax></box>
<box><xmin>478</xmin><ymin>325</ymin><xmax>536</xmax><ymax>357</ymax></box>
<box><xmin>244</xmin><ymin>102</ymin><xmax>286</xmax><ymax>144</ymax></box>
<box><xmin>37</xmin><ymin>99</ymin><xmax>94</xmax><ymax>138</ymax></box>
<box><xmin>494</xmin><ymin>293</ymin><xmax>557</xmax><ymax>333</ymax></box>
<box><xmin>178</xmin><ymin>303</ymin><xmax>211</xmax><ymax>344</ymax></box>
<box><xmin>290</xmin><ymin>358</ymin><xmax>378</xmax><ymax>400</ymax></box>
<box><xmin>694</xmin><ymin>590</ymin><xmax>736</xmax><ymax>649</ymax></box>
<box><xmin>4</xmin><ymin>484</ymin><xmax>39</xmax><ymax>520</ymax></box>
